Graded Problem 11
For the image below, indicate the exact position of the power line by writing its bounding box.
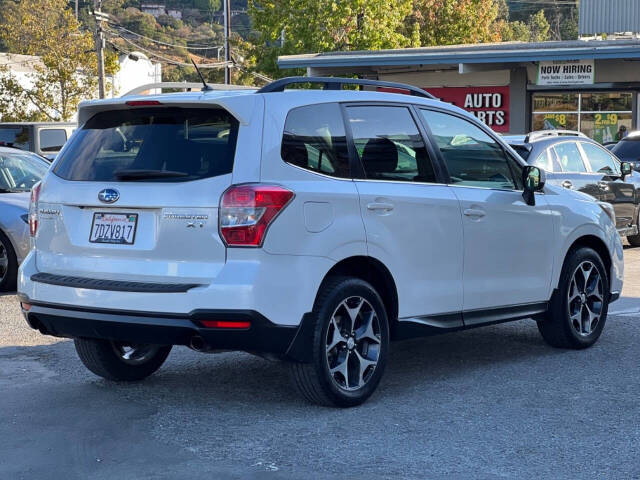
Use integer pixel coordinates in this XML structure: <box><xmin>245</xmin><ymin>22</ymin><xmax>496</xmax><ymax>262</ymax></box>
<box><xmin>110</xmin><ymin>32</ymin><xmax>230</xmax><ymax>68</ymax></box>
<box><xmin>108</xmin><ymin>24</ymin><xmax>223</xmax><ymax>51</ymax></box>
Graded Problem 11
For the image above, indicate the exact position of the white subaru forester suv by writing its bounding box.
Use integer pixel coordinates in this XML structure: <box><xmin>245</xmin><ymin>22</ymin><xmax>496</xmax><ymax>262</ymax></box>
<box><xmin>18</xmin><ymin>77</ymin><xmax>624</xmax><ymax>407</ymax></box>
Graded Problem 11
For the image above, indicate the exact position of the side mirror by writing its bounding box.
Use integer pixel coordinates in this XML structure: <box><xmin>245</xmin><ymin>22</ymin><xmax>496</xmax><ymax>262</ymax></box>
<box><xmin>522</xmin><ymin>165</ymin><xmax>546</xmax><ymax>206</ymax></box>
<box><xmin>620</xmin><ymin>161</ymin><xmax>632</xmax><ymax>179</ymax></box>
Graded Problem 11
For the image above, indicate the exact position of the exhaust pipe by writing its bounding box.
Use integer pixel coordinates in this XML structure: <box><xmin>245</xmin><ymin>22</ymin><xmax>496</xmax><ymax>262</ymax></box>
<box><xmin>189</xmin><ymin>336</ymin><xmax>206</xmax><ymax>351</ymax></box>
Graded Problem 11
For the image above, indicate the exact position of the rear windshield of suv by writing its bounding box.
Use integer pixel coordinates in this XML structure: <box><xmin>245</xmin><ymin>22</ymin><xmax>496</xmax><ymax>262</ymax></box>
<box><xmin>54</xmin><ymin>107</ymin><xmax>239</xmax><ymax>182</ymax></box>
<box><xmin>612</xmin><ymin>137</ymin><xmax>640</xmax><ymax>159</ymax></box>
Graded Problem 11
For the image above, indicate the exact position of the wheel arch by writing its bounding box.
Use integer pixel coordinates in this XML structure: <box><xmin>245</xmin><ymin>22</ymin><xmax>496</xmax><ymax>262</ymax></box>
<box><xmin>561</xmin><ymin>234</ymin><xmax>612</xmax><ymax>288</ymax></box>
<box><xmin>317</xmin><ymin>255</ymin><xmax>399</xmax><ymax>332</ymax></box>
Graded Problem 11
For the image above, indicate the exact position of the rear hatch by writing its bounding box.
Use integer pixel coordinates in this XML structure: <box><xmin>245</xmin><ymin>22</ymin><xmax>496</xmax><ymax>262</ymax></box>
<box><xmin>35</xmin><ymin>105</ymin><xmax>240</xmax><ymax>284</ymax></box>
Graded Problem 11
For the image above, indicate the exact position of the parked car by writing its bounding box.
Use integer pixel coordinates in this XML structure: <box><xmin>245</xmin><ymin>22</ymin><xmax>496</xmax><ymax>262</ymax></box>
<box><xmin>0</xmin><ymin>147</ymin><xmax>49</xmax><ymax>291</ymax></box>
<box><xmin>19</xmin><ymin>77</ymin><xmax>623</xmax><ymax>407</ymax></box>
<box><xmin>506</xmin><ymin>130</ymin><xmax>640</xmax><ymax>246</ymax></box>
<box><xmin>0</xmin><ymin>122</ymin><xmax>75</xmax><ymax>160</ymax></box>
<box><xmin>611</xmin><ymin>131</ymin><xmax>640</xmax><ymax>171</ymax></box>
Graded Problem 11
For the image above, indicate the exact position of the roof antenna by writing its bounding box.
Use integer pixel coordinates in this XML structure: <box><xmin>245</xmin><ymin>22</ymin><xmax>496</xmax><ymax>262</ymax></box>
<box><xmin>191</xmin><ymin>58</ymin><xmax>213</xmax><ymax>91</ymax></box>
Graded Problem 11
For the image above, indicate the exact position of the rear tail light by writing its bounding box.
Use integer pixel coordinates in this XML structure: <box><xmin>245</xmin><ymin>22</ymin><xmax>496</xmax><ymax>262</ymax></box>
<box><xmin>219</xmin><ymin>184</ymin><xmax>294</xmax><ymax>247</ymax></box>
<box><xmin>29</xmin><ymin>182</ymin><xmax>41</xmax><ymax>237</ymax></box>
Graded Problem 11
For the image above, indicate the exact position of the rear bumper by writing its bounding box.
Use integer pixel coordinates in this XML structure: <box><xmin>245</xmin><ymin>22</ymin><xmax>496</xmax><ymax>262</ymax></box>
<box><xmin>22</xmin><ymin>301</ymin><xmax>302</xmax><ymax>357</ymax></box>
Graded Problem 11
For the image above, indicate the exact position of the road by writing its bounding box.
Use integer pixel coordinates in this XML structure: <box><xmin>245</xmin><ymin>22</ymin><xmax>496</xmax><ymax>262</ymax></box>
<box><xmin>1</xmin><ymin>248</ymin><xmax>640</xmax><ymax>479</ymax></box>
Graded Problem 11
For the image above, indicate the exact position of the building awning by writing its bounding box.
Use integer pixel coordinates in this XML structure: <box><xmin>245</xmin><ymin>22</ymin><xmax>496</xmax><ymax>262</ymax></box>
<box><xmin>278</xmin><ymin>39</ymin><xmax>640</xmax><ymax>71</ymax></box>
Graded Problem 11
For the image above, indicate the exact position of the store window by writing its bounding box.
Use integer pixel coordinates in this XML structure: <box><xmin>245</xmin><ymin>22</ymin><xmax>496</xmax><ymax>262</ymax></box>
<box><xmin>531</xmin><ymin>92</ymin><xmax>633</xmax><ymax>144</ymax></box>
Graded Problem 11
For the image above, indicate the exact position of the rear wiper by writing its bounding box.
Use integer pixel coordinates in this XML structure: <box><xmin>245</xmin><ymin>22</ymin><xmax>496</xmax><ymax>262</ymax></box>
<box><xmin>114</xmin><ymin>169</ymin><xmax>189</xmax><ymax>181</ymax></box>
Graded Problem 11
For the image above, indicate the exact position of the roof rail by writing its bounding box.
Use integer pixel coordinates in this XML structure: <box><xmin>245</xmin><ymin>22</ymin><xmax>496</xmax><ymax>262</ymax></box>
<box><xmin>256</xmin><ymin>76</ymin><xmax>435</xmax><ymax>99</ymax></box>
<box><xmin>525</xmin><ymin>129</ymin><xmax>588</xmax><ymax>143</ymax></box>
<box><xmin>123</xmin><ymin>82</ymin><xmax>255</xmax><ymax>97</ymax></box>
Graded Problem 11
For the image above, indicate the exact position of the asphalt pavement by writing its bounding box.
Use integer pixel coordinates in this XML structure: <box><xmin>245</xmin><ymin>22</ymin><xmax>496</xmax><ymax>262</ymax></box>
<box><xmin>2</xmin><ymin>248</ymin><xmax>640</xmax><ymax>479</ymax></box>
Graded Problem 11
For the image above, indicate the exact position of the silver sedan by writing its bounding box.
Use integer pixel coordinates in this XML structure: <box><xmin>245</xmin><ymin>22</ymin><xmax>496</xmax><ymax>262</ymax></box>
<box><xmin>0</xmin><ymin>147</ymin><xmax>49</xmax><ymax>291</ymax></box>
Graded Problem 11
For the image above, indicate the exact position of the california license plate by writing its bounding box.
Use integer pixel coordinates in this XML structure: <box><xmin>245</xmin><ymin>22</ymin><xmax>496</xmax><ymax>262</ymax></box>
<box><xmin>89</xmin><ymin>213</ymin><xmax>138</xmax><ymax>245</ymax></box>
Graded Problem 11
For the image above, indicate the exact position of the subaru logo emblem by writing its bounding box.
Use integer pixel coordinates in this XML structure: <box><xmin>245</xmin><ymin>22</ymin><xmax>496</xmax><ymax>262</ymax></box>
<box><xmin>98</xmin><ymin>188</ymin><xmax>120</xmax><ymax>204</ymax></box>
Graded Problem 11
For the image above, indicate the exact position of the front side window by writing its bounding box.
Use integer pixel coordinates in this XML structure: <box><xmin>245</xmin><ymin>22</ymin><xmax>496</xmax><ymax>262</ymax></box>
<box><xmin>421</xmin><ymin>109</ymin><xmax>519</xmax><ymax>189</ymax></box>
<box><xmin>54</xmin><ymin>108</ymin><xmax>239</xmax><ymax>182</ymax></box>
<box><xmin>580</xmin><ymin>142</ymin><xmax>619</xmax><ymax>175</ymax></box>
<box><xmin>345</xmin><ymin>105</ymin><xmax>436</xmax><ymax>183</ymax></box>
<box><xmin>281</xmin><ymin>103</ymin><xmax>350</xmax><ymax>178</ymax></box>
<box><xmin>553</xmin><ymin>142</ymin><xmax>586</xmax><ymax>172</ymax></box>
<box><xmin>39</xmin><ymin>129</ymin><xmax>67</xmax><ymax>152</ymax></box>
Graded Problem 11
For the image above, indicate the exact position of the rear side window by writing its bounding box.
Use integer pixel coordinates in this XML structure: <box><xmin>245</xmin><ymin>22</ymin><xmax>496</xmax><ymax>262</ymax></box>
<box><xmin>345</xmin><ymin>105</ymin><xmax>436</xmax><ymax>183</ymax></box>
<box><xmin>39</xmin><ymin>129</ymin><xmax>67</xmax><ymax>152</ymax></box>
<box><xmin>54</xmin><ymin>108</ymin><xmax>239</xmax><ymax>182</ymax></box>
<box><xmin>281</xmin><ymin>103</ymin><xmax>350</xmax><ymax>178</ymax></box>
<box><xmin>553</xmin><ymin>142</ymin><xmax>586</xmax><ymax>172</ymax></box>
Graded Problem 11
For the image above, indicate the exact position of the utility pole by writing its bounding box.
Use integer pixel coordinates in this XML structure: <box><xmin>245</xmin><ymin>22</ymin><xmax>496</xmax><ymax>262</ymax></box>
<box><xmin>75</xmin><ymin>0</ymin><xmax>79</xmax><ymax>19</ymax></box>
<box><xmin>223</xmin><ymin>0</ymin><xmax>231</xmax><ymax>84</ymax></box>
<box><xmin>93</xmin><ymin>1</ymin><xmax>107</xmax><ymax>99</ymax></box>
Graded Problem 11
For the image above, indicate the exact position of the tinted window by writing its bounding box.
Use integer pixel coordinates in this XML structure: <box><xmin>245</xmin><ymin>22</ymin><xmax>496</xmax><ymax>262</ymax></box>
<box><xmin>421</xmin><ymin>109</ymin><xmax>519</xmax><ymax>189</ymax></box>
<box><xmin>281</xmin><ymin>103</ymin><xmax>350</xmax><ymax>178</ymax></box>
<box><xmin>612</xmin><ymin>137</ymin><xmax>640</xmax><ymax>160</ymax></box>
<box><xmin>580</xmin><ymin>142</ymin><xmax>619</xmax><ymax>174</ymax></box>
<box><xmin>346</xmin><ymin>106</ymin><xmax>435</xmax><ymax>183</ymax></box>
<box><xmin>0</xmin><ymin>151</ymin><xmax>48</xmax><ymax>192</ymax></box>
<box><xmin>54</xmin><ymin>108</ymin><xmax>238</xmax><ymax>182</ymax></box>
<box><xmin>39</xmin><ymin>129</ymin><xmax>67</xmax><ymax>152</ymax></box>
<box><xmin>0</xmin><ymin>126</ymin><xmax>30</xmax><ymax>150</ymax></box>
<box><xmin>511</xmin><ymin>145</ymin><xmax>531</xmax><ymax>161</ymax></box>
<box><xmin>531</xmin><ymin>150</ymin><xmax>554</xmax><ymax>172</ymax></box>
<box><xmin>553</xmin><ymin>142</ymin><xmax>586</xmax><ymax>172</ymax></box>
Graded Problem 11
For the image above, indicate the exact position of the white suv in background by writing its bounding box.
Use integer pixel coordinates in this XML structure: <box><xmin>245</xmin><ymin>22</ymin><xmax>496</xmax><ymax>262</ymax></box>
<box><xmin>18</xmin><ymin>77</ymin><xmax>623</xmax><ymax>407</ymax></box>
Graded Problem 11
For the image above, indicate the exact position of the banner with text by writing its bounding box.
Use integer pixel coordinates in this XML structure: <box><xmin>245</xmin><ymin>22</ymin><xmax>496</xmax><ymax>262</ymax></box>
<box><xmin>537</xmin><ymin>60</ymin><xmax>594</xmax><ymax>86</ymax></box>
<box><xmin>427</xmin><ymin>86</ymin><xmax>510</xmax><ymax>133</ymax></box>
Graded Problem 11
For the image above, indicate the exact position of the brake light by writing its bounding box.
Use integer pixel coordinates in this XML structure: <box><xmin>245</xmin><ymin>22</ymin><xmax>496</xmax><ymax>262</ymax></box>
<box><xmin>219</xmin><ymin>184</ymin><xmax>294</xmax><ymax>247</ymax></box>
<box><xmin>29</xmin><ymin>182</ymin><xmax>41</xmax><ymax>237</ymax></box>
<box><xmin>125</xmin><ymin>100</ymin><xmax>163</xmax><ymax>106</ymax></box>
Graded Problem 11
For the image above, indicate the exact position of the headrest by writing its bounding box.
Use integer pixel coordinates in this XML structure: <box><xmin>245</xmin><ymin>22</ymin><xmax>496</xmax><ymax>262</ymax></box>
<box><xmin>361</xmin><ymin>137</ymin><xmax>398</xmax><ymax>174</ymax></box>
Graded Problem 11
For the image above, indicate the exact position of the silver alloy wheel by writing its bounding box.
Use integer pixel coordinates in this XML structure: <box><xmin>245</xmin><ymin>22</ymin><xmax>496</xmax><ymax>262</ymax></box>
<box><xmin>325</xmin><ymin>296</ymin><xmax>381</xmax><ymax>391</ymax></box>
<box><xmin>111</xmin><ymin>342</ymin><xmax>161</xmax><ymax>365</ymax></box>
<box><xmin>567</xmin><ymin>260</ymin><xmax>604</xmax><ymax>337</ymax></box>
<box><xmin>0</xmin><ymin>238</ymin><xmax>7</xmax><ymax>284</ymax></box>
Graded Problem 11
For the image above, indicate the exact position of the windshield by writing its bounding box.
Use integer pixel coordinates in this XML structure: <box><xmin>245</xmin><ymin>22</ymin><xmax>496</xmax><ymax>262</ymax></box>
<box><xmin>0</xmin><ymin>151</ymin><xmax>48</xmax><ymax>192</ymax></box>
<box><xmin>612</xmin><ymin>137</ymin><xmax>640</xmax><ymax>160</ymax></box>
<box><xmin>53</xmin><ymin>107</ymin><xmax>239</xmax><ymax>182</ymax></box>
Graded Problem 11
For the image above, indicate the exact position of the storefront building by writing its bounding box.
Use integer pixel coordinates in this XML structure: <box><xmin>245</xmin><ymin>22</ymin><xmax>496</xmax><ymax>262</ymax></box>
<box><xmin>278</xmin><ymin>39</ymin><xmax>640</xmax><ymax>142</ymax></box>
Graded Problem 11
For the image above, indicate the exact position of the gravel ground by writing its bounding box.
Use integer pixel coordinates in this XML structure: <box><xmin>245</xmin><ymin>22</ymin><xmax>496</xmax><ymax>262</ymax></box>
<box><xmin>1</xmin><ymin>248</ymin><xmax>640</xmax><ymax>479</ymax></box>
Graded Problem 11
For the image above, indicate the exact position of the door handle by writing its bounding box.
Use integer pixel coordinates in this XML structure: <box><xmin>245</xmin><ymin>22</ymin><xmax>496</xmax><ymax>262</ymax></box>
<box><xmin>463</xmin><ymin>208</ymin><xmax>486</xmax><ymax>218</ymax></box>
<box><xmin>367</xmin><ymin>202</ymin><xmax>394</xmax><ymax>212</ymax></box>
<box><xmin>562</xmin><ymin>180</ymin><xmax>573</xmax><ymax>189</ymax></box>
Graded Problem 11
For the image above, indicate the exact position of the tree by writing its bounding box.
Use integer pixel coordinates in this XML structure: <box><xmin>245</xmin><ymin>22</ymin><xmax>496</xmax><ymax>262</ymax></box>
<box><xmin>249</xmin><ymin>0</ymin><xmax>412</xmax><ymax>76</ymax></box>
<box><xmin>408</xmin><ymin>0</ymin><xmax>501</xmax><ymax>46</ymax></box>
<box><xmin>0</xmin><ymin>0</ymin><xmax>118</xmax><ymax>121</ymax></box>
<box><xmin>527</xmin><ymin>9</ymin><xmax>550</xmax><ymax>43</ymax></box>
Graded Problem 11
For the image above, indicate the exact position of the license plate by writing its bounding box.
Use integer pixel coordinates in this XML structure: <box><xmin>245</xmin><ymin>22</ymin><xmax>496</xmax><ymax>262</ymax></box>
<box><xmin>89</xmin><ymin>213</ymin><xmax>138</xmax><ymax>245</ymax></box>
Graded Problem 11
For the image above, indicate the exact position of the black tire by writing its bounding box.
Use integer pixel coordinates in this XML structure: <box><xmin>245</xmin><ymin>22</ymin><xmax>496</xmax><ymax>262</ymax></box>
<box><xmin>0</xmin><ymin>230</ymin><xmax>17</xmax><ymax>292</ymax></box>
<box><xmin>537</xmin><ymin>247</ymin><xmax>609</xmax><ymax>349</ymax></box>
<box><xmin>289</xmin><ymin>276</ymin><xmax>390</xmax><ymax>407</ymax></box>
<box><xmin>74</xmin><ymin>338</ymin><xmax>172</xmax><ymax>381</ymax></box>
<box><xmin>626</xmin><ymin>233</ymin><xmax>640</xmax><ymax>247</ymax></box>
